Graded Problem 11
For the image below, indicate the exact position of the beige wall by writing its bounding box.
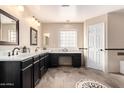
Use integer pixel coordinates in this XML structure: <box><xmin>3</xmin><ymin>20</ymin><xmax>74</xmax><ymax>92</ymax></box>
<box><xmin>0</xmin><ymin>6</ymin><xmax>42</xmax><ymax>54</ymax></box>
<box><xmin>107</xmin><ymin>12</ymin><xmax>124</xmax><ymax>72</ymax></box>
<box><xmin>0</xmin><ymin>22</ymin><xmax>1</xmax><ymax>40</ymax></box>
<box><xmin>108</xmin><ymin>13</ymin><xmax>124</xmax><ymax>48</ymax></box>
<box><xmin>42</xmin><ymin>23</ymin><xmax>84</xmax><ymax>48</ymax></box>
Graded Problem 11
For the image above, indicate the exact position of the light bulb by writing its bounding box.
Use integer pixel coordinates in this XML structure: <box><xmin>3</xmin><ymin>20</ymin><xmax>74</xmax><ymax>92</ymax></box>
<box><xmin>37</xmin><ymin>21</ymin><xmax>40</xmax><ymax>26</ymax></box>
<box><xmin>17</xmin><ymin>5</ymin><xmax>24</xmax><ymax>12</ymax></box>
<box><xmin>32</xmin><ymin>16</ymin><xmax>35</xmax><ymax>22</ymax></box>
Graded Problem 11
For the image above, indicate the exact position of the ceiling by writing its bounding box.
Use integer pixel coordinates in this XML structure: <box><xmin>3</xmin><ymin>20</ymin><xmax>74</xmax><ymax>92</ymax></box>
<box><xmin>26</xmin><ymin>5</ymin><xmax>124</xmax><ymax>23</ymax></box>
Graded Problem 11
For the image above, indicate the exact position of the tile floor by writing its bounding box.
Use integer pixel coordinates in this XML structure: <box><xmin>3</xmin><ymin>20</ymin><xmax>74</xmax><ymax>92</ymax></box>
<box><xmin>36</xmin><ymin>66</ymin><xmax>124</xmax><ymax>88</ymax></box>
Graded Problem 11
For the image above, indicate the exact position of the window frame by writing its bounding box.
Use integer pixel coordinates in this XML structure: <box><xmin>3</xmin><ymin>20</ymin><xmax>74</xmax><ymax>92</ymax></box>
<box><xmin>59</xmin><ymin>30</ymin><xmax>77</xmax><ymax>48</ymax></box>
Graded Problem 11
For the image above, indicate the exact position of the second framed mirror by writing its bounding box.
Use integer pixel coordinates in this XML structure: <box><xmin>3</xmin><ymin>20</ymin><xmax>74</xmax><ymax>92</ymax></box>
<box><xmin>30</xmin><ymin>27</ymin><xmax>38</xmax><ymax>45</ymax></box>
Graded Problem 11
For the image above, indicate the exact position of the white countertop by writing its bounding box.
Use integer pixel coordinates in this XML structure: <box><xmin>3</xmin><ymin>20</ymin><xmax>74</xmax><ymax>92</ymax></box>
<box><xmin>0</xmin><ymin>51</ymin><xmax>48</xmax><ymax>61</ymax></box>
<box><xmin>50</xmin><ymin>51</ymin><xmax>82</xmax><ymax>54</ymax></box>
<box><xmin>0</xmin><ymin>50</ymin><xmax>82</xmax><ymax>61</ymax></box>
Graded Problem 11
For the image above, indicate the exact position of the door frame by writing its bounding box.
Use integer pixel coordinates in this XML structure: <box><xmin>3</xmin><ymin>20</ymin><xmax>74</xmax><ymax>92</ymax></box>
<box><xmin>87</xmin><ymin>23</ymin><xmax>105</xmax><ymax>72</ymax></box>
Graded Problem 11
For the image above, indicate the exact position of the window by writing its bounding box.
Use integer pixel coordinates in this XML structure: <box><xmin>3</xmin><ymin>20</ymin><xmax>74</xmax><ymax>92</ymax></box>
<box><xmin>8</xmin><ymin>30</ymin><xmax>16</xmax><ymax>42</ymax></box>
<box><xmin>60</xmin><ymin>31</ymin><xmax>77</xmax><ymax>48</ymax></box>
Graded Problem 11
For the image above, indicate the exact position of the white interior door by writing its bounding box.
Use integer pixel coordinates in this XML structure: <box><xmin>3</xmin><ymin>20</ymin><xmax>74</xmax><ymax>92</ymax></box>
<box><xmin>88</xmin><ymin>23</ymin><xmax>104</xmax><ymax>71</ymax></box>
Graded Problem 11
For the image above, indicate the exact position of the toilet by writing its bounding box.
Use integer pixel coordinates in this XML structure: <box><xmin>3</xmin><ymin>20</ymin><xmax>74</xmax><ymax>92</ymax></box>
<box><xmin>120</xmin><ymin>61</ymin><xmax>124</xmax><ymax>74</ymax></box>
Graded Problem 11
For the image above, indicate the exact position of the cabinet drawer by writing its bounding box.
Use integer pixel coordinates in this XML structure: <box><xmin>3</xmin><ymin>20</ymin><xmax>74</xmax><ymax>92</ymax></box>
<box><xmin>50</xmin><ymin>54</ymin><xmax>58</xmax><ymax>67</ymax></box>
<box><xmin>33</xmin><ymin>61</ymin><xmax>40</xmax><ymax>86</ymax></box>
<box><xmin>40</xmin><ymin>66</ymin><xmax>45</xmax><ymax>77</ymax></box>
<box><xmin>72</xmin><ymin>55</ymin><xmax>81</xmax><ymax>67</ymax></box>
<box><xmin>39</xmin><ymin>54</ymin><xmax>44</xmax><ymax>59</ymax></box>
<box><xmin>21</xmin><ymin>64</ymin><xmax>33</xmax><ymax>88</ymax></box>
<box><xmin>33</xmin><ymin>55</ymin><xmax>40</xmax><ymax>61</ymax></box>
<box><xmin>21</xmin><ymin>58</ymin><xmax>33</xmax><ymax>69</ymax></box>
<box><xmin>40</xmin><ymin>60</ymin><xmax>44</xmax><ymax>66</ymax></box>
<box><xmin>39</xmin><ymin>53</ymin><xmax>47</xmax><ymax>58</ymax></box>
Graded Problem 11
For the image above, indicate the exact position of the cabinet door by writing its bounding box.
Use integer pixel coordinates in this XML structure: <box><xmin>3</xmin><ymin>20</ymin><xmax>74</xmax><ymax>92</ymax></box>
<box><xmin>72</xmin><ymin>54</ymin><xmax>81</xmax><ymax>67</ymax></box>
<box><xmin>39</xmin><ymin>57</ymin><xmax>44</xmax><ymax>68</ymax></box>
<box><xmin>22</xmin><ymin>64</ymin><xmax>33</xmax><ymax>88</ymax></box>
<box><xmin>39</xmin><ymin>57</ymin><xmax>45</xmax><ymax>78</ymax></box>
<box><xmin>40</xmin><ymin>66</ymin><xmax>45</xmax><ymax>78</ymax></box>
<box><xmin>46</xmin><ymin>55</ymin><xmax>49</xmax><ymax>68</ymax></box>
<box><xmin>44</xmin><ymin>54</ymin><xmax>49</xmax><ymax>72</ymax></box>
<box><xmin>50</xmin><ymin>54</ymin><xmax>58</xmax><ymax>67</ymax></box>
<box><xmin>33</xmin><ymin>60</ymin><xmax>40</xmax><ymax>86</ymax></box>
<box><xmin>0</xmin><ymin>62</ymin><xmax>21</xmax><ymax>88</ymax></box>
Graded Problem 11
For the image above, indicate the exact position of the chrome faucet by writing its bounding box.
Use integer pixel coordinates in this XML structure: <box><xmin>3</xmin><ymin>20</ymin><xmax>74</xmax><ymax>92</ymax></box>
<box><xmin>12</xmin><ymin>47</ymin><xmax>20</xmax><ymax>56</ymax></box>
<box><xmin>27</xmin><ymin>48</ymin><xmax>30</xmax><ymax>53</ymax></box>
<box><xmin>35</xmin><ymin>47</ymin><xmax>40</xmax><ymax>52</ymax></box>
<box><xmin>62</xmin><ymin>48</ymin><xmax>68</xmax><ymax>52</ymax></box>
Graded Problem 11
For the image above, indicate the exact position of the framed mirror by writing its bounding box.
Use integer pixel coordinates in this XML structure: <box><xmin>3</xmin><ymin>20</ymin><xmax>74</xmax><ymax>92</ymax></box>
<box><xmin>43</xmin><ymin>33</ymin><xmax>50</xmax><ymax>48</ymax></box>
<box><xmin>30</xmin><ymin>27</ymin><xmax>37</xmax><ymax>45</ymax></box>
<box><xmin>0</xmin><ymin>9</ymin><xmax>19</xmax><ymax>45</ymax></box>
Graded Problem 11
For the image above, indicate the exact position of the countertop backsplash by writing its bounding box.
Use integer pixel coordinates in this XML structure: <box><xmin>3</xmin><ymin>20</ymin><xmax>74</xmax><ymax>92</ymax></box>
<box><xmin>0</xmin><ymin>46</ymin><xmax>40</xmax><ymax>56</ymax></box>
<box><xmin>0</xmin><ymin>47</ymin><xmax>83</xmax><ymax>56</ymax></box>
<box><xmin>46</xmin><ymin>48</ymin><xmax>80</xmax><ymax>51</ymax></box>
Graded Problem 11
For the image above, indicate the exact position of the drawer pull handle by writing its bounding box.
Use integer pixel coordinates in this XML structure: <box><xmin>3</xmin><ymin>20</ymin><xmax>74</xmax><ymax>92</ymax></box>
<box><xmin>22</xmin><ymin>64</ymin><xmax>33</xmax><ymax>71</ymax></box>
<box><xmin>22</xmin><ymin>58</ymin><xmax>32</xmax><ymax>62</ymax></box>
<box><xmin>40</xmin><ymin>58</ymin><xmax>44</xmax><ymax>60</ymax></box>
<box><xmin>34</xmin><ymin>60</ymin><xmax>39</xmax><ymax>64</ymax></box>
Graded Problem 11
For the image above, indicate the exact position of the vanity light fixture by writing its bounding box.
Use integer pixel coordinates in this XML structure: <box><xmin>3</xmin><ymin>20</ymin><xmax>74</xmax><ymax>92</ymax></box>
<box><xmin>17</xmin><ymin>5</ymin><xmax>24</xmax><ymax>12</ymax></box>
<box><xmin>44</xmin><ymin>33</ymin><xmax>50</xmax><ymax>37</ymax></box>
<box><xmin>32</xmin><ymin>16</ymin><xmax>40</xmax><ymax>26</ymax></box>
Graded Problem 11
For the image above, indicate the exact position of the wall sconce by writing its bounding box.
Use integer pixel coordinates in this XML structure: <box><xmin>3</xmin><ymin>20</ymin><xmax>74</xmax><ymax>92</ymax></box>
<box><xmin>44</xmin><ymin>33</ymin><xmax>50</xmax><ymax>37</ymax></box>
<box><xmin>17</xmin><ymin>5</ymin><xmax>24</xmax><ymax>12</ymax></box>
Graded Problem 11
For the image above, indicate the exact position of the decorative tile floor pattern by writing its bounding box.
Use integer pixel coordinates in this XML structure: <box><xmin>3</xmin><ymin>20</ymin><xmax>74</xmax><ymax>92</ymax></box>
<box><xmin>75</xmin><ymin>79</ymin><xmax>110</xmax><ymax>88</ymax></box>
<box><xmin>36</xmin><ymin>66</ymin><xmax>124</xmax><ymax>88</ymax></box>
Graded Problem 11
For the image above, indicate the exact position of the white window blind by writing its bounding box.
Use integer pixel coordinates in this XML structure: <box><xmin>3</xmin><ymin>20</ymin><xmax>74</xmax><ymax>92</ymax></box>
<box><xmin>60</xmin><ymin>31</ymin><xmax>77</xmax><ymax>48</ymax></box>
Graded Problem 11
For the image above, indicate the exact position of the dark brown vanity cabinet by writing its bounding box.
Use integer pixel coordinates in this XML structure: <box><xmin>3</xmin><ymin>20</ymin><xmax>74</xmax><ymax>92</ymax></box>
<box><xmin>49</xmin><ymin>53</ymin><xmax>81</xmax><ymax>67</ymax></box>
<box><xmin>22</xmin><ymin>54</ymin><xmax>50</xmax><ymax>88</ymax></box>
<box><xmin>39</xmin><ymin>53</ymin><xmax>49</xmax><ymax>78</ymax></box>
<box><xmin>0</xmin><ymin>61</ymin><xmax>21</xmax><ymax>88</ymax></box>
<box><xmin>44</xmin><ymin>54</ymin><xmax>49</xmax><ymax>72</ymax></box>
<box><xmin>72</xmin><ymin>54</ymin><xmax>81</xmax><ymax>67</ymax></box>
<box><xmin>33</xmin><ymin>55</ymin><xmax>40</xmax><ymax>87</ymax></box>
<box><xmin>0</xmin><ymin>58</ymin><xmax>34</xmax><ymax>88</ymax></box>
<box><xmin>0</xmin><ymin>52</ymin><xmax>81</xmax><ymax>88</ymax></box>
<box><xmin>21</xmin><ymin>58</ymin><xmax>33</xmax><ymax>88</ymax></box>
<box><xmin>0</xmin><ymin>53</ymin><xmax>50</xmax><ymax>88</ymax></box>
<box><xmin>39</xmin><ymin>54</ymin><xmax>45</xmax><ymax>78</ymax></box>
<box><xmin>49</xmin><ymin>54</ymin><xmax>59</xmax><ymax>67</ymax></box>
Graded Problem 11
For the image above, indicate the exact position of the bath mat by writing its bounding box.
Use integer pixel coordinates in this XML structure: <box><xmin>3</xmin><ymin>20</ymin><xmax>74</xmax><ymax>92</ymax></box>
<box><xmin>76</xmin><ymin>79</ymin><xmax>110</xmax><ymax>88</ymax></box>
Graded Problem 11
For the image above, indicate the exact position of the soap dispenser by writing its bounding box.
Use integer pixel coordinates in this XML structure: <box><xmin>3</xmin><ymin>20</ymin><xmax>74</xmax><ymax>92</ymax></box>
<box><xmin>22</xmin><ymin>46</ymin><xmax>27</xmax><ymax>53</ymax></box>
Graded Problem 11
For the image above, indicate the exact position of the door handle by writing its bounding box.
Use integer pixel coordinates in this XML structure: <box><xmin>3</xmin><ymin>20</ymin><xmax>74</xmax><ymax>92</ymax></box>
<box><xmin>100</xmin><ymin>49</ymin><xmax>103</xmax><ymax>51</ymax></box>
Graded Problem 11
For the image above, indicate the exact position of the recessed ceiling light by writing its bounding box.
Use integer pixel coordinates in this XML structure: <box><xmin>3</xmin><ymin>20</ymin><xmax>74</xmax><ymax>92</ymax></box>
<box><xmin>61</xmin><ymin>5</ymin><xmax>70</xmax><ymax>7</ymax></box>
